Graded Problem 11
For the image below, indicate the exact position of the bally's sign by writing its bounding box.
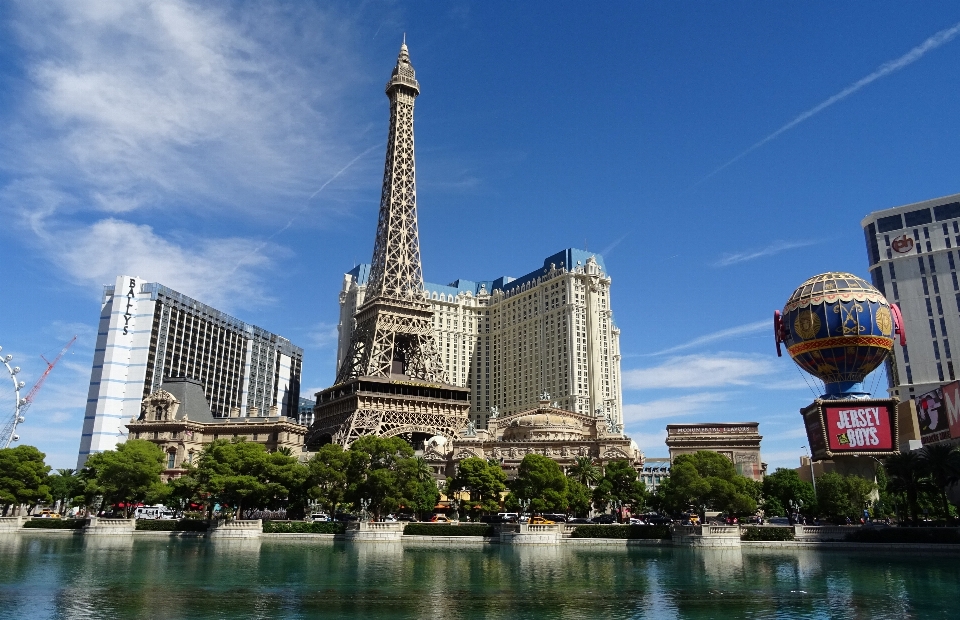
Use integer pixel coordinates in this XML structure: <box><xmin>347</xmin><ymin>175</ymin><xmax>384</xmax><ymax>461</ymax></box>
<box><xmin>800</xmin><ymin>398</ymin><xmax>899</xmax><ymax>460</ymax></box>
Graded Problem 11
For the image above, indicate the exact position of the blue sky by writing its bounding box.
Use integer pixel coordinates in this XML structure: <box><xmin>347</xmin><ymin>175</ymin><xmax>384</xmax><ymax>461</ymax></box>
<box><xmin>1</xmin><ymin>1</ymin><xmax>959</xmax><ymax>470</ymax></box>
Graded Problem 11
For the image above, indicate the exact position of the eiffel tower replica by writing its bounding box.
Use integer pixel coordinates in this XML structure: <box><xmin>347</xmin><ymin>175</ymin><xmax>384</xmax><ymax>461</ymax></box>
<box><xmin>310</xmin><ymin>41</ymin><xmax>470</xmax><ymax>448</ymax></box>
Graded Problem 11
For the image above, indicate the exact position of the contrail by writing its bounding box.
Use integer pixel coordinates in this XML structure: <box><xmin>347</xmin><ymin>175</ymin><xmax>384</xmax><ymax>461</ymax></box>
<box><xmin>227</xmin><ymin>143</ymin><xmax>380</xmax><ymax>277</ymax></box>
<box><xmin>697</xmin><ymin>20</ymin><xmax>960</xmax><ymax>185</ymax></box>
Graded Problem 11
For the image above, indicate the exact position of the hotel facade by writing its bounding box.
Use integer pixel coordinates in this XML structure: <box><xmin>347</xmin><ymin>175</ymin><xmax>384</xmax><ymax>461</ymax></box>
<box><xmin>335</xmin><ymin>249</ymin><xmax>623</xmax><ymax>431</ymax></box>
<box><xmin>78</xmin><ymin>275</ymin><xmax>303</xmax><ymax>467</ymax></box>
<box><xmin>862</xmin><ymin>192</ymin><xmax>960</xmax><ymax>401</ymax></box>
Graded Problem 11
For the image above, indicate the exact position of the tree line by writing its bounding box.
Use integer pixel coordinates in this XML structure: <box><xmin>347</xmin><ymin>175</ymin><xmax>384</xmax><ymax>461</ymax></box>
<box><xmin>0</xmin><ymin>440</ymin><xmax>956</xmax><ymax>523</ymax></box>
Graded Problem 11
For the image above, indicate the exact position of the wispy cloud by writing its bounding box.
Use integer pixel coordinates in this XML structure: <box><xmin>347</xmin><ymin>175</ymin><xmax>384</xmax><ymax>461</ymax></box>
<box><xmin>622</xmin><ymin>354</ymin><xmax>776</xmax><ymax>390</ymax></box>
<box><xmin>714</xmin><ymin>240</ymin><xmax>815</xmax><ymax>267</ymax></box>
<box><xmin>52</xmin><ymin>218</ymin><xmax>280</xmax><ymax>310</ymax></box>
<box><xmin>2</xmin><ymin>1</ymin><xmax>372</xmax><ymax>300</ymax></box>
<box><xmin>308</xmin><ymin>322</ymin><xmax>339</xmax><ymax>349</ymax></box>
<box><xmin>698</xmin><ymin>20</ymin><xmax>960</xmax><ymax>184</ymax></box>
<box><xmin>623</xmin><ymin>392</ymin><xmax>729</xmax><ymax>423</ymax></box>
<box><xmin>647</xmin><ymin>320</ymin><xmax>768</xmax><ymax>356</ymax></box>
<box><xmin>600</xmin><ymin>234</ymin><xmax>629</xmax><ymax>257</ymax></box>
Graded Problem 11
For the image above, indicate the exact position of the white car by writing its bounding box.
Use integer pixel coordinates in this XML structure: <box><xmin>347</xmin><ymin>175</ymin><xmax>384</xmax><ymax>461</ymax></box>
<box><xmin>309</xmin><ymin>513</ymin><xmax>331</xmax><ymax>522</ymax></box>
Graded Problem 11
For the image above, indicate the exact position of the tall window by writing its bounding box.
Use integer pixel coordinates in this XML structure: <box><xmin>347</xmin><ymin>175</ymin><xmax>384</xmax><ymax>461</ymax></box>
<box><xmin>166</xmin><ymin>451</ymin><xmax>176</xmax><ymax>469</ymax></box>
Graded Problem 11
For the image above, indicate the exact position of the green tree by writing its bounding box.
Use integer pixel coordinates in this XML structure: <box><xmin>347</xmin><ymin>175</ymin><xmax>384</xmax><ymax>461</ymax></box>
<box><xmin>398</xmin><ymin>458</ymin><xmax>441</xmax><ymax>519</ymax></box>
<box><xmin>884</xmin><ymin>451</ymin><xmax>934</xmax><ymax>522</ymax></box>
<box><xmin>0</xmin><ymin>445</ymin><xmax>52</xmax><ymax>515</ymax></box>
<box><xmin>654</xmin><ymin>451</ymin><xmax>757</xmax><ymax>518</ymax></box>
<box><xmin>305</xmin><ymin>443</ymin><xmax>349</xmax><ymax>516</ymax></box>
<box><xmin>919</xmin><ymin>444</ymin><xmax>960</xmax><ymax>520</ymax></box>
<box><xmin>567</xmin><ymin>479</ymin><xmax>592</xmax><ymax>517</ymax></box>
<box><xmin>48</xmin><ymin>468</ymin><xmax>81</xmax><ymax>511</ymax></box>
<box><xmin>196</xmin><ymin>439</ymin><xmax>266</xmax><ymax>518</ymax></box>
<box><xmin>814</xmin><ymin>472</ymin><xmax>855</xmax><ymax>520</ymax></box>
<box><xmin>602</xmin><ymin>459</ymin><xmax>649</xmax><ymax>510</ymax></box>
<box><xmin>83</xmin><ymin>440</ymin><xmax>164</xmax><ymax>517</ymax></box>
<box><xmin>762</xmin><ymin>468</ymin><xmax>816</xmax><ymax>517</ymax></box>
<box><xmin>345</xmin><ymin>436</ymin><xmax>415</xmax><ymax>519</ymax></box>
<box><xmin>512</xmin><ymin>454</ymin><xmax>567</xmax><ymax>513</ymax></box>
<box><xmin>567</xmin><ymin>456</ymin><xmax>601</xmax><ymax>486</ymax></box>
<box><xmin>446</xmin><ymin>457</ymin><xmax>507</xmax><ymax>514</ymax></box>
<box><xmin>166</xmin><ymin>471</ymin><xmax>201</xmax><ymax>513</ymax></box>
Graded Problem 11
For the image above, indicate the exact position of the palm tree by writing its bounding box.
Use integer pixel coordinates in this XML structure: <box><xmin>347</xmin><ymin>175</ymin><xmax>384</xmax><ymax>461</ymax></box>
<box><xmin>883</xmin><ymin>451</ymin><xmax>936</xmax><ymax>522</ymax></box>
<box><xmin>919</xmin><ymin>444</ymin><xmax>960</xmax><ymax>521</ymax></box>
<box><xmin>412</xmin><ymin>457</ymin><xmax>433</xmax><ymax>482</ymax></box>
<box><xmin>568</xmin><ymin>457</ymin><xmax>601</xmax><ymax>487</ymax></box>
<box><xmin>276</xmin><ymin>447</ymin><xmax>293</xmax><ymax>456</ymax></box>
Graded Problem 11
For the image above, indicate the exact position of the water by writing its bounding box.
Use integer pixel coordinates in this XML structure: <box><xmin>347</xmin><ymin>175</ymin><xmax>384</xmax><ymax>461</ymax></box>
<box><xmin>0</xmin><ymin>535</ymin><xmax>957</xmax><ymax>619</ymax></box>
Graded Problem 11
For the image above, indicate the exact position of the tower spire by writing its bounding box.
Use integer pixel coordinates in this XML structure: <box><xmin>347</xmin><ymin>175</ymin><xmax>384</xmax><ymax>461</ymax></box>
<box><xmin>335</xmin><ymin>40</ymin><xmax>445</xmax><ymax>384</ymax></box>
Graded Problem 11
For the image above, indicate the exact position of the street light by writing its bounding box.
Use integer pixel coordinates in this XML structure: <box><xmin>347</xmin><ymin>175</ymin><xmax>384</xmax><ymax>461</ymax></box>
<box><xmin>802</xmin><ymin>445</ymin><xmax>817</xmax><ymax>495</ymax></box>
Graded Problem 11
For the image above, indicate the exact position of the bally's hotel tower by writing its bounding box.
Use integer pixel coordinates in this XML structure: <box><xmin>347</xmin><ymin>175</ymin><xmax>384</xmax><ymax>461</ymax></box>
<box><xmin>862</xmin><ymin>192</ymin><xmax>960</xmax><ymax>401</ymax></box>
<box><xmin>78</xmin><ymin>275</ymin><xmax>303</xmax><ymax>467</ymax></box>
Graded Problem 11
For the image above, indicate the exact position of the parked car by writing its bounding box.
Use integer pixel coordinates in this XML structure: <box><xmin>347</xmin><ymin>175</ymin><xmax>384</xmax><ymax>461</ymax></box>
<box><xmin>543</xmin><ymin>513</ymin><xmax>568</xmax><ymax>523</ymax></box>
<box><xmin>309</xmin><ymin>513</ymin><xmax>330</xmax><ymax>522</ymax></box>
<box><xmin>36</xmin><ymin>510</ymin><xmax>61</xmax><ymax>519</ymax></box>
<box><xmin>497</xmin><ymin>512</ymin><xmax>519</xmax><ymax>523</ymax></box>
<box><xmin>767</xmin><ymin>517</ymin><xmax>791</xmax><ymax>526</ymax></box>
<box><xmin>430</xmin><ymin>514</ymin><xmax>450</xmax><ymax>523</ymax></box>
<box><xmin>529</xmin><ymin>516</ymin><xmax>555</xmax><ymax>525</ymax></box>
<box><xmin>628</xmin><ymin>517</ymin><xmax>645</xmax><ymax>525</ymax></box>
<box><xmin>567</xmin><ymin>517</ymin><xmax>592</xmax><ymax>524</ymax></box>
<box><xmin>591</xmin><ymin>514</ymin><xmax>616</xmax><ymax>524</ymax></box>
<box><xmin>396</xmin><ymin>514</ymin><xmax>418</xmax><ymax>522</ymax></box>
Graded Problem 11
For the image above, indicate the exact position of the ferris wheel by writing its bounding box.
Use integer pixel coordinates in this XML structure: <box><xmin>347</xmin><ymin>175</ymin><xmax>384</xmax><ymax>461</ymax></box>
<box><xmin>0</xmin><ymin>345</ymin><xmax>27</xmax><ymax>449</ymax></box>
<box><xmin>0</xmin><ymin>337</ymin><xmax>76</xmax><ymax>450</ymax></box>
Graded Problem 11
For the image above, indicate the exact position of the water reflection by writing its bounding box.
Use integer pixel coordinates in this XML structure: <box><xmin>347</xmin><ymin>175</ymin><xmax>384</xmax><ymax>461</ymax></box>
<box><xmin>0</xmin><ymin>538</ymin><xmax>956</xmax><ymax>619</ymax></box>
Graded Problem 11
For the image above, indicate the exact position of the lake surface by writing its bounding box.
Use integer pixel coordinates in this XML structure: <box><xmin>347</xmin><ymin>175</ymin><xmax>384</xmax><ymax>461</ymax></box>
<box><xmin>0</xmin><ymin>535</ymin><xmax>957</xmax><ymax>619</ymax></box>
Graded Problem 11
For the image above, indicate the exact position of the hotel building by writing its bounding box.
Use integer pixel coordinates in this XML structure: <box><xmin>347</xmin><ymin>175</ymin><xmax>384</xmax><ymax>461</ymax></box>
<box><xmin>862</xmin><ymin>192</ymin><xmax>960</xmax><ymax>401</ymax></box>
<box><xmin>335</xmin><ymin>249</ymin><xmax>623</xmax><ymax>430</ymax></box>
<box><xmin>78</xmin><ymin>275</ymin><xmax>303</xmax><ymax>467</ymax></box>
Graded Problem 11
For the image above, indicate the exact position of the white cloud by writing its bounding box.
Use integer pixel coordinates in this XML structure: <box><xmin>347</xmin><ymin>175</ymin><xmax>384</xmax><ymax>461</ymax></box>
<box><xmin>53</xmin><ymin>218</ymin><xmax>278</xmax><ymax>309</ymax></box>
<box><xmin>6</xmin><ymin>0</ymin><xmax>366</xmax><ymax>220</ymax></box>
<box><xmin>623</xmin><ymin>392</ymin><xmax>729</xmax><ymax>423</ymax></box>
<box><xmin>622</xmin><ymin>354</ymin><xmax>776</xmax><ymax>390</ymax></box>
<box><xmin>714</xmin><ymin>240</ymin><xmax>815</xmax><ymax>267</ymax></box>
<box><xmin>308</xmin><ymin>322</ymin><xmax>339</xmax><ymax>349</ymax></box>
<box><xmin>2</xmin><ymin>1</ymin><xmax>377</xmax><ymax>299</ymax></box>
<box><xmin>647</xmin><ymin>320</ymin><xmax>768</xmax><ymax>355</ymax></box>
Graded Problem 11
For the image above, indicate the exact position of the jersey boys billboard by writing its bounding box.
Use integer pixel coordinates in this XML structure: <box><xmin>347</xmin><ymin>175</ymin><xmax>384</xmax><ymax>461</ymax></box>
<box><xmin>801</xmin><ymin>398</ymin><xmax>899</xmax><ymax>460</ymax></box>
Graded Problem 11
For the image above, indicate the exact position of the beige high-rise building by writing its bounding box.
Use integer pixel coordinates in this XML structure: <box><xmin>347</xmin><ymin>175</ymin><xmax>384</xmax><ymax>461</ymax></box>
<box><xmin>336</xmin><ymin>248</ymin><xmax>623</xmax><ymax>430</ymax></box>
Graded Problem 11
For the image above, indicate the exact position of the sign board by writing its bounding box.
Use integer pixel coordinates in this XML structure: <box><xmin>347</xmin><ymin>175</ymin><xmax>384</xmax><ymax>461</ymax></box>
<box><xmin>800</xmin><ymin>398</ymin><xmax>899</xmax><ymax>461</ymax></box>
<box><xmin>915</xmin><ymin>387</ymin><xmax>952</xmax><ymax>445</ymax></box>
<box><xmin>940</xmin><ymin>381</ymin><xmax>960</xmax><ymax>440</ymax></box>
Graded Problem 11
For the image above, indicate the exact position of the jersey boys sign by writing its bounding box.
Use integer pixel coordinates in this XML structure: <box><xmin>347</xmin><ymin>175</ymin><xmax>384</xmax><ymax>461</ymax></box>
<box><xmin>824</xmin><ymin>405</ymin><xmax>893</xmax><ymax>451</ymax></box>
<box><xmin>800</xmin><ymin>398</ymin><xmax>899</xmax><ymax>460</ymax></box>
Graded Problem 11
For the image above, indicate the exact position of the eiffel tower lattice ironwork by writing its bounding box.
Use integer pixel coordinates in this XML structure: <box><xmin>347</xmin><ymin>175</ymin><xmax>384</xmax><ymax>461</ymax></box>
<box><xmin>311</xmin><ymin>41</ymin><xmax>469</xmax><ymax>448</ymax></box>
<box><xmin>335</xmin><ymin>41</ymin><xmax>446</xmax><ymax>385</ymax></box>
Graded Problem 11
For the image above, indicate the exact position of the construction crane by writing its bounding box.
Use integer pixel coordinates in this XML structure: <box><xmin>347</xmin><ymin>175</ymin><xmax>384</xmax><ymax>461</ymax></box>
<box><xmin>1</xmin><ymin>336</ymin><xmax>76</xmax><ymax>449</ymax></box>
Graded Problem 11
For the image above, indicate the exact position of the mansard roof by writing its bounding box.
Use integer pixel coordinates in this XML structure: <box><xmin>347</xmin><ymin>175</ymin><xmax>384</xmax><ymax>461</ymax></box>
<box><xmin>160</xmin><ymin>377</ymin><xmax>216</xmax><ymax>424</ymax></box>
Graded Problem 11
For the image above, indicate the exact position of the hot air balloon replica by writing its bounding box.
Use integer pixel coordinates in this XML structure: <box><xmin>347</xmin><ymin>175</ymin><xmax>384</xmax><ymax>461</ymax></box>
<box><xmin>775</xmin><ymin>273</ymin><xmax>905</xmax><ymax>462</ymax></box>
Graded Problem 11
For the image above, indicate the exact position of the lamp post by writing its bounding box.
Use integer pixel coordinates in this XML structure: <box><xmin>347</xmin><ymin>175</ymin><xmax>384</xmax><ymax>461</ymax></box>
<box><xmin>802</xmin><ymin>445</ymin><xmax>817</xmax><ymax>495</ymax></box>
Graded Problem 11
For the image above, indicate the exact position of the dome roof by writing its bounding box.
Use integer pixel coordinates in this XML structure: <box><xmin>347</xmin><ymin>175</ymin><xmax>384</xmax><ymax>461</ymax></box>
<box><xmin>784</xmin><ymin>272</ymin><xmax>885</xmax><ymax>313</ymax></box>
<box><xmin>502</xmin><ymin>411</ymin><xmax>586</xmax><ymax>441</ymax></box>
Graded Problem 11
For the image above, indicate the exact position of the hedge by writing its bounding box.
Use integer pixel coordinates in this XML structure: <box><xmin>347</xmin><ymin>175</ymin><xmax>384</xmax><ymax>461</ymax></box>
<box><xmin>845</xmin><ymin>527</ymin><xmax>960</xmax><ymax>544</ymax></box>
<box><xmin>570</xmin><ymin>525</ymin><xmax>671</xmax><ymax>539</ymax></box>
<box><xmin>262</xmin><ymin>521</ymin><xmax>345</xmax><ymax>534</ymax></box>
<box><xmin>741</xmin><ymin>526</ymin><xmax>795</xmax><ymax>541</ymax></box>
<box><xmin>404</xmin><ymin>523</ymin><xmax>495</xmax><ymax>537</ymax></box>
<box><xmin>23</xmin><ymin>518</ymin><xmax>86</xmax><ymax>529</ymax></box>
<box><xmin>135</xmin><ymin>519</ymin><xmax>209</xmax><ymax>532</ymax></box>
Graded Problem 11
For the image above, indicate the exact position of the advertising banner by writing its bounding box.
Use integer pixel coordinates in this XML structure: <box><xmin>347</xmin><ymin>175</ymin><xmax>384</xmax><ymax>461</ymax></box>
<box><xmin>823</xmin><ymin>403</ymin><xmax>894</xmax><ymax>451</ymax></box>
<box><xmin>800</xmin><ymin>398</ymin><xmax>898</xmax><ymax>460</ymax></box>
<box><xmin>915</xmin><ymin>387</ymin><xmax>952</xmax><ymax>445</ymax></box>
<box><xmin>939</xmin><ymin>381</ymin><xmax>960</xmax><ymax>440</ymax></box>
